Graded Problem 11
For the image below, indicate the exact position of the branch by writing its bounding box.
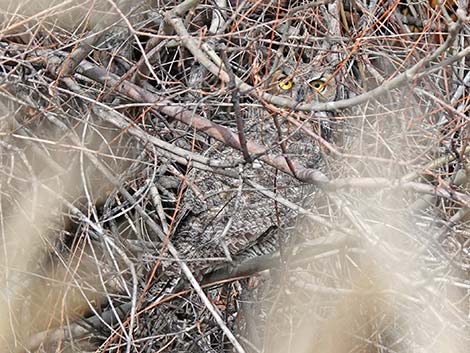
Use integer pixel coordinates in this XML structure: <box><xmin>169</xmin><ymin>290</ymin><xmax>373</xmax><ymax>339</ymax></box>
<box><xmin>201</xmin><ymin>232</ymin><xmax>353</xmax><ymax>286</ymax></box>
<box><xmin>163</xmin><ymin>4</ymin><xmax>469</xmax><ymax>112</ymax></box>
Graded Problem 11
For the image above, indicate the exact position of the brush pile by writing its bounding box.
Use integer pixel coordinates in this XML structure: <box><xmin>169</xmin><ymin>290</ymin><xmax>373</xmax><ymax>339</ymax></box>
<box><xmin>0</xmin><ymin>0</ymin><xmax>469</xmax><ymax>352</ymax></box>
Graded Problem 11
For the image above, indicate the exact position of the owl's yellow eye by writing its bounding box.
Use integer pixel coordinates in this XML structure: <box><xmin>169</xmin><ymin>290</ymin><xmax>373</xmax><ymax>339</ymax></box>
<box><xmin>310</xmin><ymin>80</ymin><xmax>326</xmax><ymax>93</ymax></box>
<box><xmin>278</xmin><ymin>79</ymin><xmax>293</xmax><ymax>90</ymax></box>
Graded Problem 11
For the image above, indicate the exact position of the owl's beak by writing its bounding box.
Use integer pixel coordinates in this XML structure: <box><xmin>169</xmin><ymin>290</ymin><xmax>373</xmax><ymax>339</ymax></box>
<box><xmin>295</xmin><ymin>87</ymin><xmax>305</xmax><ymax>102</ymax></box>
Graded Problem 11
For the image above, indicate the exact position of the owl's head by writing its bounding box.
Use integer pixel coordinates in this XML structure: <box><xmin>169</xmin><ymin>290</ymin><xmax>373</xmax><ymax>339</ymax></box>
<box><xmin>269</xmin><ymin>59</ymin><xmax>336</xmax><ymax>103</ymax></box>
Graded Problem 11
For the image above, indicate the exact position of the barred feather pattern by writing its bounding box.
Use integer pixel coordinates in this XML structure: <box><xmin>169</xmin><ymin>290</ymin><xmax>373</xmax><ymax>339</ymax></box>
<box><xmin>173</xmin><ymin>98</ymin><xmax>333</xmax><ymax>276</ymax></box>
<box><xmin>170</xmin><ymin>10</ymin><xmax>339</xmax><ymax>275</ymax></box>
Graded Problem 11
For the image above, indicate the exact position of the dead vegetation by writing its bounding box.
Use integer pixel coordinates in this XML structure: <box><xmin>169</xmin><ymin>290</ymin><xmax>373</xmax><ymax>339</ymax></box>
<box><xmin>0</xmin><ymin>0</ymin><xmax>469</xmax><ymax>352</ymax></box>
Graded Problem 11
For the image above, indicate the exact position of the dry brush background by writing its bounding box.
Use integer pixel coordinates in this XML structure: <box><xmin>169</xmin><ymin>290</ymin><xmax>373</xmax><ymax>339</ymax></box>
<box><xmin>0</xmin><ymin>0</ymin><xmax>469</xmax><ymax>352</ymax></box>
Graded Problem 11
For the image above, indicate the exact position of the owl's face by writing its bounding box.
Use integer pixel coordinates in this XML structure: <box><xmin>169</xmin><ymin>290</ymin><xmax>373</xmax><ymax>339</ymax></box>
<box><xmin>269</xmin><ymin>61</ymin><xmax>336</xmax><ymax>103</ymax></box>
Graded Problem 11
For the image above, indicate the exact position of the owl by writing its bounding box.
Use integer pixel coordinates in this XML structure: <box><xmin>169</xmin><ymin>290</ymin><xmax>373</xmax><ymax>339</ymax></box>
<box><xmin>268</xmin><ymin>58</ymin><xmax>337</xmax><ymax>103</ymax></box>
<box><xmin>177</xmin><ymin>55</ymin><xmax>339</xmax><ymax>278</ymax></box>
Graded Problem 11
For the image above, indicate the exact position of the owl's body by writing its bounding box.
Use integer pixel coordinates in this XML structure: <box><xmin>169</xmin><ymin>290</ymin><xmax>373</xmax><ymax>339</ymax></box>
<box><xmin>177</xmin><ymin>52</ymin><xmax>338</xmax><ymax>277</ymax></box>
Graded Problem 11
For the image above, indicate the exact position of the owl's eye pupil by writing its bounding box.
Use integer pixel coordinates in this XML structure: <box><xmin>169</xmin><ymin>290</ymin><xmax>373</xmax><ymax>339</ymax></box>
<box><xmin>278</xmin><ymin>80</ymin><xmax>293</xmax><ymax>90</ymax></box>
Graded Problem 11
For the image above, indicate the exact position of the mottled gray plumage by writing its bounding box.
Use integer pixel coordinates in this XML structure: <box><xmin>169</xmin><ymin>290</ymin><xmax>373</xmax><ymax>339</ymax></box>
<box><xmin>270</xmin><ymin>59</ymin><xmax>337</xmax><ymax>103</ymax></box>
<box><xmin>176</xmin><ymin>55</ymin><xmax>338</xmax><ymax>277</ymax></box>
